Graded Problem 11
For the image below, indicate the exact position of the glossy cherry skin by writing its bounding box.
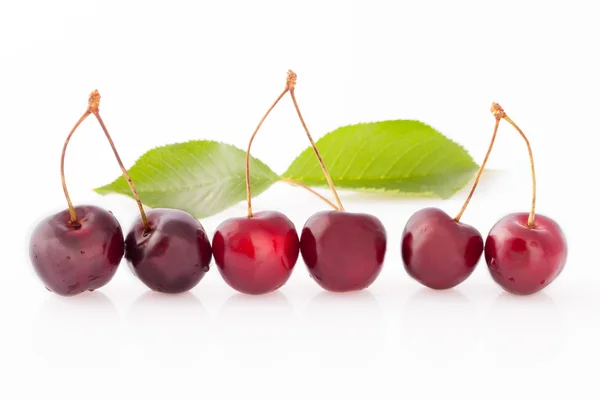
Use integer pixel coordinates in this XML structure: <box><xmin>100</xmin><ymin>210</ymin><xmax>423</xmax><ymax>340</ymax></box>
<box><xmin>29</xmin><ymin>205</ymin><xmax>125</xmax><ymax>296</ymax></box>
<box><xmin>212</xmin><ymin>211</ymin><xmax>300</xmax><ymax>295</ymax></box>
<box><xmin>125</xmin><ymin>208</ymin><xmax>212</xmax><ymax>294</ymax></box>
<box><xmin>300</xmin><ymin>211</ymin><xmax>387</xmax><ymax>292</ymax></box>
<box><xmin>485</xmin><ymin>212</ymin><xmax>567</xmax><ymax>295</ymax></box>
<box><xmin>401</xmin><ymin>207</ymin><xmax>483</xmax><ymax>290</ymax></box>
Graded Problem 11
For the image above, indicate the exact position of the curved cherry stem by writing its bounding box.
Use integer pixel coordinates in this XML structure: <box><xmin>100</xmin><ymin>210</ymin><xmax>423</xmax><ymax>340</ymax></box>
<box><xmin>60</xmin><ymin>107</ymin><xmax>93</xmax><ymax>227</ymax></box>
<box><xmin>280</xmin><ymin>178</ymin><xmax>339</xmax><ymax>211</ymax></box>
<box><xmin>497</xmin><ymin>108</ymin><xmax>537</xmax><ymax>227</ymax></box>
<box><xmin>89</xmin><ymin>91</ymin><xmax>149</xmax><ymax>232</ymax></box>
<box><xmin>245</xmin><ymin>70</ymin><xmax>341</xmax><ymax>217</ymax></box>
<box><xmin>245</xmin><ymin>86</ymin><xmax>289</xmax><ymax>218</ymax></box>
<box><xmin>454</xmin><ymin>103</ymin><xmax>503</xmax><ymax>223</ymax></box>
<box><xmin>288</xmin><ymin>71</ymin><xmax>345</xmax><ymax>212</ymax></box>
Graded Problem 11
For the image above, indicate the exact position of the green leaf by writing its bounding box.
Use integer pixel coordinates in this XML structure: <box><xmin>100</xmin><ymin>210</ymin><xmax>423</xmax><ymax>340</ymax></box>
<box><xmin>282</xmin><ymin>120</ymin><xmax>478</xmax><ymax>199</ymax></box>
<box><xmin>94</xmin><ymin>140</ymin><xmax>279</xmax><ymax>218</ymax></box>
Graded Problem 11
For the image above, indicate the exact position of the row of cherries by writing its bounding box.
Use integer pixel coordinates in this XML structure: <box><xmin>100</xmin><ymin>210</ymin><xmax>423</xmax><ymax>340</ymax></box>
<box><xmin>29</xmin><ymin>71</ymin><xmax>567</xmax><ymax>298</ymax></box>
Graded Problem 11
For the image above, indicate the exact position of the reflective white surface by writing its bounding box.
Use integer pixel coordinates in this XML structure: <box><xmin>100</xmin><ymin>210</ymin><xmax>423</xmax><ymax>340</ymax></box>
<box><xmin>10</xmin><ymin>179</ymin><xmax>599</xmax><ymax>398</ymax></box>
<box><xmin>1</xmin><ymin>0</ymin><xmax>599</xmax><ymax>398</ymax></box>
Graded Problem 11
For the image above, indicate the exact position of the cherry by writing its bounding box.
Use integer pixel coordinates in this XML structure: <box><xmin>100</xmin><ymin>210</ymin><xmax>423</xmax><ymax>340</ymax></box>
<box><xmin>485</xmin><ymin>213</ymin><xmax>567</xmax><ymax>295</ymax></box>
<box><xmin>212</xmin><ymin>211</ymin><xmax>299</xmax><ymax>295</ymax></box>
<box><xmin>401</xmin><ymin>207</ymin><xmax>483</xmax><ymax>290</ymax></box>
<box><xmin>280</xmin><ymin>71</ymin><xmax>388</xmax><ymax>292</ymax></box>
<box><xmin>29</xmin><ymin>205</ymin><xmax>124</xmax><ymax>296</ymax></box>
<box><xmin>483</xmin><ymin>104</ymin><xmax>567</xmax><ymax>295</ymax></box>
<box><xmin>213</xmin><ymin>70</ymin><xmax>357</xmax><ymax>295</ymax></box>
<box><xmin>125</xmin><ymin>208</ymin><xmax>213</xmax><ymax>294</ymax></box>
<box><xmin>28</xmin><ymin>91</ymin><xmax>145</xmax><ymax>295</ymax></box>
<box><xmin>301</xmin><ymin>211</ymin><xmax>387</xmax><ymax>292</ymax></box>
<box><xmin>212</xmin><ymin>71</ymin><xmax>304</xmax><ymax>295</ymax></box>
<box><xmin>400</xmin><ymin>104</ymin><xmax>505</xmax><ymax>289</ymax></box>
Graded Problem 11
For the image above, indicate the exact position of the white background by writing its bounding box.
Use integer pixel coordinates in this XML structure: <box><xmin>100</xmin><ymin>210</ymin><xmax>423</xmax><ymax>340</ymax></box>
<box><xmin>1</xmin><ymin>0</ymin><xmax>598</xmax><ymax>399</ymax></box>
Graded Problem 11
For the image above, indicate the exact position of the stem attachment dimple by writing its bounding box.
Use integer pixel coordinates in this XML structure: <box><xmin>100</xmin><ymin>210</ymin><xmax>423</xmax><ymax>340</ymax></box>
<box><xmin>288</xmin><ymin>71</ymin><xmax>345</xmax><ymax>212</ymax></box>
<box><xmin>495</xmin><ymin>106</ymin><xmax>537</xmax><ymax>227</ymax></box>
<box><xmin>454</xmin><ymin>103</ymin><xmax>504</xmax><ymax>223</ymax></box>
<box><xmin>89</xmin><ymin>91</ymin><xmax>150</xmax><ymax>233</ymax></box>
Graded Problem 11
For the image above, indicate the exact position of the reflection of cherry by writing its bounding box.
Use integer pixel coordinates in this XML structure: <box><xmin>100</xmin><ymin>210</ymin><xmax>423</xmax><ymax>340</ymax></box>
<box><xmin>29</xmin><ymin>91</ymin><xmax>138</xmax><ymax>295</ymax></box>
<box><xmin>126</xmin><ymin>291</ymin><xmax>208</xmax><ymax>367</ymax></box>
<box><xmin>34</xmin><ymin>291</ymin><xmax>119</xmax><ymax>366</ymax></box>
<box><xmin>484</xmin><ymin>104</ymin><xmax>567</xmax><ymax>295</ymax></box>
<box><xmin>400</xmin><ymin>288</ymin><xmax>477</xmax><ymax>365</ymax></box>
<box><xmin>302</xmin><ymin>291</ymin><xmax>384</xmax><ymax>366</ymax></box>
<box><xmin>484</xmin><ymin>291</ymin><xmax>566</xmax><ymax>363</ymax></box>
<box><xmin>215</xmin><ymin>291</ymin><xmax>294</xmax><ymax>368</ymax></box>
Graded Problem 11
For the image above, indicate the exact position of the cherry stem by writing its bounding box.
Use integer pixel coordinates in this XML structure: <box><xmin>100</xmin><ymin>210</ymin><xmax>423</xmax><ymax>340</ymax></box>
<box><xmin>498</xmin><ymin>109</ymin><xmax>537</xmax><ymax>227</ymax></box>
<box><xmin>89</xmin><ymin>91</ymin><xmax>150</xmax><ymax>232</ymax></box>
<box><xmin>61</xmin><ymin>109</ymin><xmax>93</xmax><ymax>226</ymax></box>
<box><xmin>288</xmin><ymin>71</ymin><xmax>345</xmax><ymax>212</ymax></box>
<box><xmin>454</xmin><ymin>103</ymin><xmax>503</xmax><ymax>223</ymax></box>
<box><xmin>245</xmin><ymin>85</ymin><xmax>290</xmax><ymax>218</ymax></box>
<box><xmin>280</xmin><ymin>178</ymin><xmax>339</xmax><ymax>211</ymax></box>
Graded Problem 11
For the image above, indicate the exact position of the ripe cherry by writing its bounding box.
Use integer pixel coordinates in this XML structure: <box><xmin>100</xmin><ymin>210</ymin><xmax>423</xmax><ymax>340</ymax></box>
<box><xmin>401</xmin><ymin>207</ymin><xmax>483</xmax><ymax>290</ymax></box>
<box><xmin>87</xmin><ymin>103</ymin><xmax>213</xmax><ymax>295</ymax></box>
<box><xmin>85</xmin><ymin>92</ymin><xmax>212</xmax><ymax>294</ymax></box>
<box><xmin>29</xmin><ymin>205</ymin><xmax>124</xmax><ymax>296</ymax></box>
<box><xmin>125</xmin><ymin>208</ymin><xmax>213</xmax><ymax>294</ymax></box>
<box><xmin>212</xmin><ymin>71</ymin><xmax>302</xmax><ymax>295</ymax></box>
<box><xmin>301</xmin><ymin>211</ymin><xmax>387</xmax><ymax>292</ymax></box>
<box><xmin>484</xmin><ymin>104</ymin><xmax>567</xmax><ymax>295</ymax></box>
<box><xmin>28</xmin><ymin>91</ymin><xmax>141</xmax><ymax>295</ymax></box>
<box><xmin>280</xmin><ymin>71</ymin><xmax>388</xmax><ymax>292</ymax></box>
<box><xmin>400</xmin><ymin>104</ymin><xmax>505</xmax><ymax>289</ymax></box>
<box><xmin>485</xmin><ymin>213</ymin><xmax>567</xmax><ymax>295</ymax></box>
<box><xmin>213</xmin><ymin>211</ymin><xmax>299</xmax><ymax>295</ymax></box>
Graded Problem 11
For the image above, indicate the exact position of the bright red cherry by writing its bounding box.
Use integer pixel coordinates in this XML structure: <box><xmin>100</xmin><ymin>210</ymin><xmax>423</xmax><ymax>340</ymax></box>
<box><xmin>29</xmin><ymin>205</ymin><xmax>124</xmax><ymax>296</ymax></box>
<box><xmin>483</xmin><ymin>103</ymin><xmax>567</xmax><ymax>295</ymax></box>
<box><xmin>212</xmin><ymin>211</ymin><xmax>300</xmax><ymax>295</ymax></box>
<box><xmin>485</xmin><ymin>213</ymin><xmax>567</xmax><ymax>295</ymax></box>
<box><xmin>401</xmin><ymin>207</ymin><xmax>483</xmax><ymax>290</ymax></box>
<box><xmin>125</xmin><ymin>208</ymin><xmax>213</xmax><ymax>294</ymax></box>
<box><xmin>210</xmin><ymin>70</ymin><xmax>332</xmax><ymax>295</ymax></box>
<box><xmin>301</xmin><ymin>211</ymin><xmax>387</xmax><ymax>292</ymax></box>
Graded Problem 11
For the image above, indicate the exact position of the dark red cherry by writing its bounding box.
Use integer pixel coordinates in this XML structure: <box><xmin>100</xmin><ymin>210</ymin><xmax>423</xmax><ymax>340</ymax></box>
<box><xmin>212</xmin><ymin>211</ymin><xmax>300</xmax><ymax>295</ymax></box>
<box><xmin>29</xmin><ymin>205</ymin><xmax>124</xmax><ymax>296</ymax></box>
<box><xmin>485</xmin><ymin>212</ymin><xmax>567</xmax><ymax>295</ymax></box>
<box><xmin>300</xmin><ymin>211</ymin><xmax>387</xmax><ymax>292</ymax></box>
<box><xmin>125</xmin><ymin>208</ymin><xmax>212</xmax><ymax>294</ymax></box>
<box><xmin>401</xmin><ymin>207</ymin><xmax>483</xmax><ymax>290</ymax></box>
